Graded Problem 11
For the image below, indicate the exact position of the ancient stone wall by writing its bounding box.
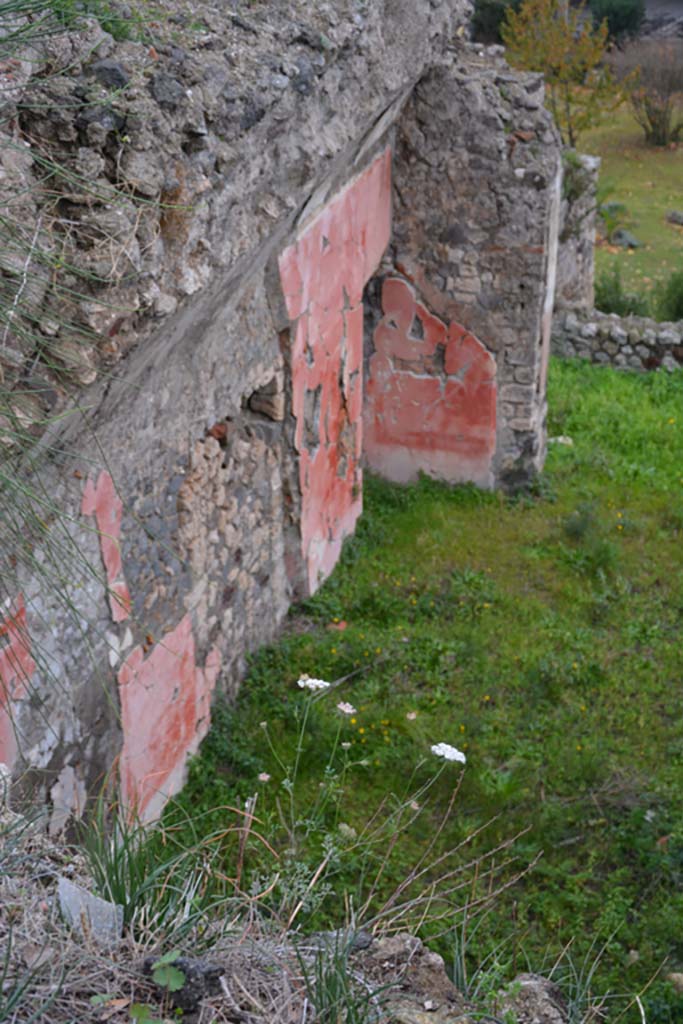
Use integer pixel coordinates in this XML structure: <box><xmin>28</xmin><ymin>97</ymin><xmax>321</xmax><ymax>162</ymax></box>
<box><xmin>552</xmin><ymin>308</ymin><xmax>683</xmax><ymax>372</ymax></box>
<box><xmin>379</xmin><ymin>54</ymin><xmax>562</xmax><ymax>488</ymax></box>
<box><xmin>554</xmin><ymin>152</ymin><xmax>600</xmax><ymax>312</ymax></box>
<box><xmin>0</xmin><ymin>4</ymin><xmax>562</xmax><ymax>825</ymax></box>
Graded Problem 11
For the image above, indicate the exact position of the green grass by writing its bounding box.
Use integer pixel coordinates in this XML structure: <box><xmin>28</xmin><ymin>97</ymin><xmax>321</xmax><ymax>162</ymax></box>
<box><xmin>169</xmin><ymin>358</ymin><xmax>683</xmax><ymax>1020</ymax></box>
<box><xmin>583</xmin><ymin>105</ymin><xmax>683</xmax><ymax>299</ymax></box>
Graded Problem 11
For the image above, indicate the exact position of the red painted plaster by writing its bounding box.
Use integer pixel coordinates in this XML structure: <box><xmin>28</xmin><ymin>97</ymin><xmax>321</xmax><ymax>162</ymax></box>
<box><xmin>364</xmin><ymin>277</ymin><xmax>497</xmax><ymax>486</ymax></box>
<box><xmin>279</xmin><ymin>148</ymin><xmax>391</xmax><ymax>593</ymax></box>
<box><xmin>0</xmin><ymin>595</ymin><xmax>36</xmax><ymax>768</ymax></box>
<box><xmin>117</xmin><ymin>614</ymin><xmax>220</xmax><ymax>821</ymax></box>
<box><xmin>82</xmin><ymin>471</ymin><xmax>131</xmax><ymax>622</ymax></box>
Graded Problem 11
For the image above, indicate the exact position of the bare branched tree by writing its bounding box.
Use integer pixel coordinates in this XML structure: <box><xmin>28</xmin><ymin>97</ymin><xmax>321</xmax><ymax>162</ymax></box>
<box><xmin>611</xmin><ymin>39</ymin><xmax>683</xmax><ymax>146</ymax></box>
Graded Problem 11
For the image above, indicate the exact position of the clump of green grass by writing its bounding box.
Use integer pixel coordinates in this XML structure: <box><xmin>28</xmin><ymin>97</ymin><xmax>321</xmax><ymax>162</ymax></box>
<box><xmin>171</xmin><ymin>358</ymin><xmax>683</xmax><ymax>1019</ymax></box>
<box><xmin>658</xmin><ymin>270</ymin><xmax>683</xmax><ymax>323</ymax></box>
<box><xmin>595</xmin><ymin>264</ymin><xmax>651</xmax><ymax>317</ymax></box>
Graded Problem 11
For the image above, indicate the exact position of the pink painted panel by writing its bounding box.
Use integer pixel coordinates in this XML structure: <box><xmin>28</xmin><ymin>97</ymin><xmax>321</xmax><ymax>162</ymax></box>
<box><xmin>0</xmin><ymin>595</ymin><xmax>36</xmax><ymax>768</ymax></box>
<box><xmin>117</xmin><ymin>614</ymin><xmax>220</xmax><ymax>821</ymax></box>
<box><xmin>364</xmin><ymin>277</ymin><xmax>497</xmax><ymax>487</ymax></box>
<box><xmin>82</xmin><ymin>471</ymin><xmax>131</xmax><ymax>622</ymax></box>
<box><xmin>279</xmin><ymin>148</ymin><xmax>392</xmax><ymax>593</ymax></box>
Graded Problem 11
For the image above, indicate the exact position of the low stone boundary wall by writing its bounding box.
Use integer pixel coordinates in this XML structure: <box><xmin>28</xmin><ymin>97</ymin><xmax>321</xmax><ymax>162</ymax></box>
<box><xmin>552</xmin><ymin>309</ymin><xmax>683</xmax><ymax>372</ymax></box>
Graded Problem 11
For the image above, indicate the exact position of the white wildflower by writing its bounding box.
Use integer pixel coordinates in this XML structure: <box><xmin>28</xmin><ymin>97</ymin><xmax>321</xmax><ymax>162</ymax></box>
<box><xmin>341</xmin><ymin>741</ymin><xmax>352</xmax><ymax>750</ymax></box>
<box><xmin>336</xmin><ymin>701</ymin><xmax>356</xmax><ymax>715</ymax></box>
<box><xmin>297</xmin><ymin>674</ymin><xmax>331</xmax><ymax>692</ymax></box>
<box><xmin>406</xmin><ymin>711</ymin><xmax>418</xmax><ymax>721</ymax></box>
<box><xmin>431</xmin><ymin>742</ymin><xmax>466</xmax><ymax>764</ymax></box>
<box><xmin>338</xmin><ymin>823</ymin><xmax>357</xmax><ymax>840</ymax></box>
<box><xmin>257</xmin><ymin>772</ymin><xmax>271</xmax><ymax>783</ymax></box>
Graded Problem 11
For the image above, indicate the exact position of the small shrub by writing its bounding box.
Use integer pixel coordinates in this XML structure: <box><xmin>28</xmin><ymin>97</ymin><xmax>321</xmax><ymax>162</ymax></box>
<box><xmin>589</xmin><ymin>0</ymin><xmax>644</xmax><ymax>40</ymax></box>
<box><xmin>594</xmin><ymin>265</ymin><xmax>650</xmax><ymax>317</ymax></box>
<box><xmin>611</xmin><ymin>39</ymin><xmax>683</xmax><ymax>146</ymax></box>
<box><xmin>598</xmin><ymin>200</ymin><xmax>628</xmax><ymax>239</ymax></box>
<box><xmin>657</xmin><ymin>270</ymin><xmax>683</xmax><ymax>323</ymax></box>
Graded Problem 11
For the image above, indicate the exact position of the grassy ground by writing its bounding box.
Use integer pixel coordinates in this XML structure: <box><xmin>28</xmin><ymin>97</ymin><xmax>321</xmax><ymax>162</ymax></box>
<box><xmin>170</xmin><ymin>358</ymin><xmax>683</xmax><ymax>1021</ymax></box>
<box><xmin>583</xmin><ymin>104</ymin><xmax>683</xmax><ymax>298</ymax></box>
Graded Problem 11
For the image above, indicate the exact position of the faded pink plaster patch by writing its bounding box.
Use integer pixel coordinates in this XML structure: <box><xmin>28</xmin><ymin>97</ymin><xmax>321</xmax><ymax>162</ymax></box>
<box><xmin>0</xmin><ymin>595</ymin><xmax>36</xmax><ymax>769</ymax></box>
<box><xmin>82</xmin><ymin>471</ymin><xmax>131</xmax><ymax>622</ymax></box>
<box><xmin>364</xmin><ymin>277</ymin><xmax>497</xmax><ymax>486</ymax></box>
<box><xmin>279</xmin><ymin>148</ymin><xmax>392</xmax><ymax>593</ymax></box>
<box><xmin>117</xmin><ymin>614</ymin><xmax>220</xmax><ymax>821</ymax></box>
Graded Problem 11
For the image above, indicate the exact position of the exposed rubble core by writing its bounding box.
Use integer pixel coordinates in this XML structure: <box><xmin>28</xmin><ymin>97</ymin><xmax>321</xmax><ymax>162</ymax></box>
<box><xmin>554</xmin><ymin>153</ymin><xmax>600</xmax><ymax>312</ymax></box>
<box><xmin>0</xmin><ymin>1</ymin><xmax>562</xmax><ymax>822</ymax></box>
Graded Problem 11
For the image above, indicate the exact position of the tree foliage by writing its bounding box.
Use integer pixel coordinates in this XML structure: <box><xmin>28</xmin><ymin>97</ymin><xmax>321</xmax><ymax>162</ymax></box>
<box><xmin>472</xmin><ymin>0</ymin><xmax>522</xmax><ymax>43</ymax></box>
<box><xmin>589</xmin><ymin>0</ymin><xmax>644</xmax><ymax>41</ymax></box>
<box><xmin>502</xmin><ymin>0</ymin><xmax>623</xmax><ymax>147</ymax></box>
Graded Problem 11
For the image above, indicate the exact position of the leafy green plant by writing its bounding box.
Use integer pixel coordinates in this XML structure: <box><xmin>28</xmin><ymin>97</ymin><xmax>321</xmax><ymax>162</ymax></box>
<box><xmin>130</xmin><ymin>1004</ymin><xmax>163</xmax><ymax>1024</ymax></box>
<box><xmin>562</xmin><ymin>150</ymin><xmax>589</xmax><ymax>204</ymax></box>
<box><xmin>151</xmin><ymin>950</ymin><xmax>186</xmax><ymax>994</ymax></box>
<box><xmin>594</xmin><ymin>265</ymin><xmax>651</xmax><ymax>316</ymax></box>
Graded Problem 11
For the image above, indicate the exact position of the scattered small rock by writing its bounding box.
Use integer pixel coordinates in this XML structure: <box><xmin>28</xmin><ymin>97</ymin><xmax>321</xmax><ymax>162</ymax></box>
<box><xmin>90</xmin><ymin>58</ymin><xmax>130</xmax><ymax>90</ymax></box>
<box><xmin>667</xmin><ymin>971</ymin><xmax>683</xmax><ymax>994</ymax></box>
<box><xmin>666</xmin><ymin>210</ymin><xmax>683</xmax><ymax>226</ymax></box>
<box><xmin>496</xmin><ymin>973</ymin><xmax>569</xmax><ymax>1024</ymax></box>
<box><xmin>610</xmin><ymin>228</ymin><xmax>642</xmax><ymax>249</ymax></box>
<box><xmin>150</xmin><ymin>70</ymin><xmax>186</xmax><ymax>109</ymax></box>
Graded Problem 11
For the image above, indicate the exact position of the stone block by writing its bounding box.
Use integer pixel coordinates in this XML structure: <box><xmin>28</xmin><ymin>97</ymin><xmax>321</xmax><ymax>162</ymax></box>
<box><xmin>500</xmin><ymin>383</ymin><xmax>533</xmax><ymax>403</ymax></box>
<box><xmin>658</xmin><ymin>329</ymin><xmax>680</xmax><ymax>346</ymax></box>
<box><xmin>57</xmin><ymin>877</ymin><xmax>123</xmax><ymax>949</ymax></box>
